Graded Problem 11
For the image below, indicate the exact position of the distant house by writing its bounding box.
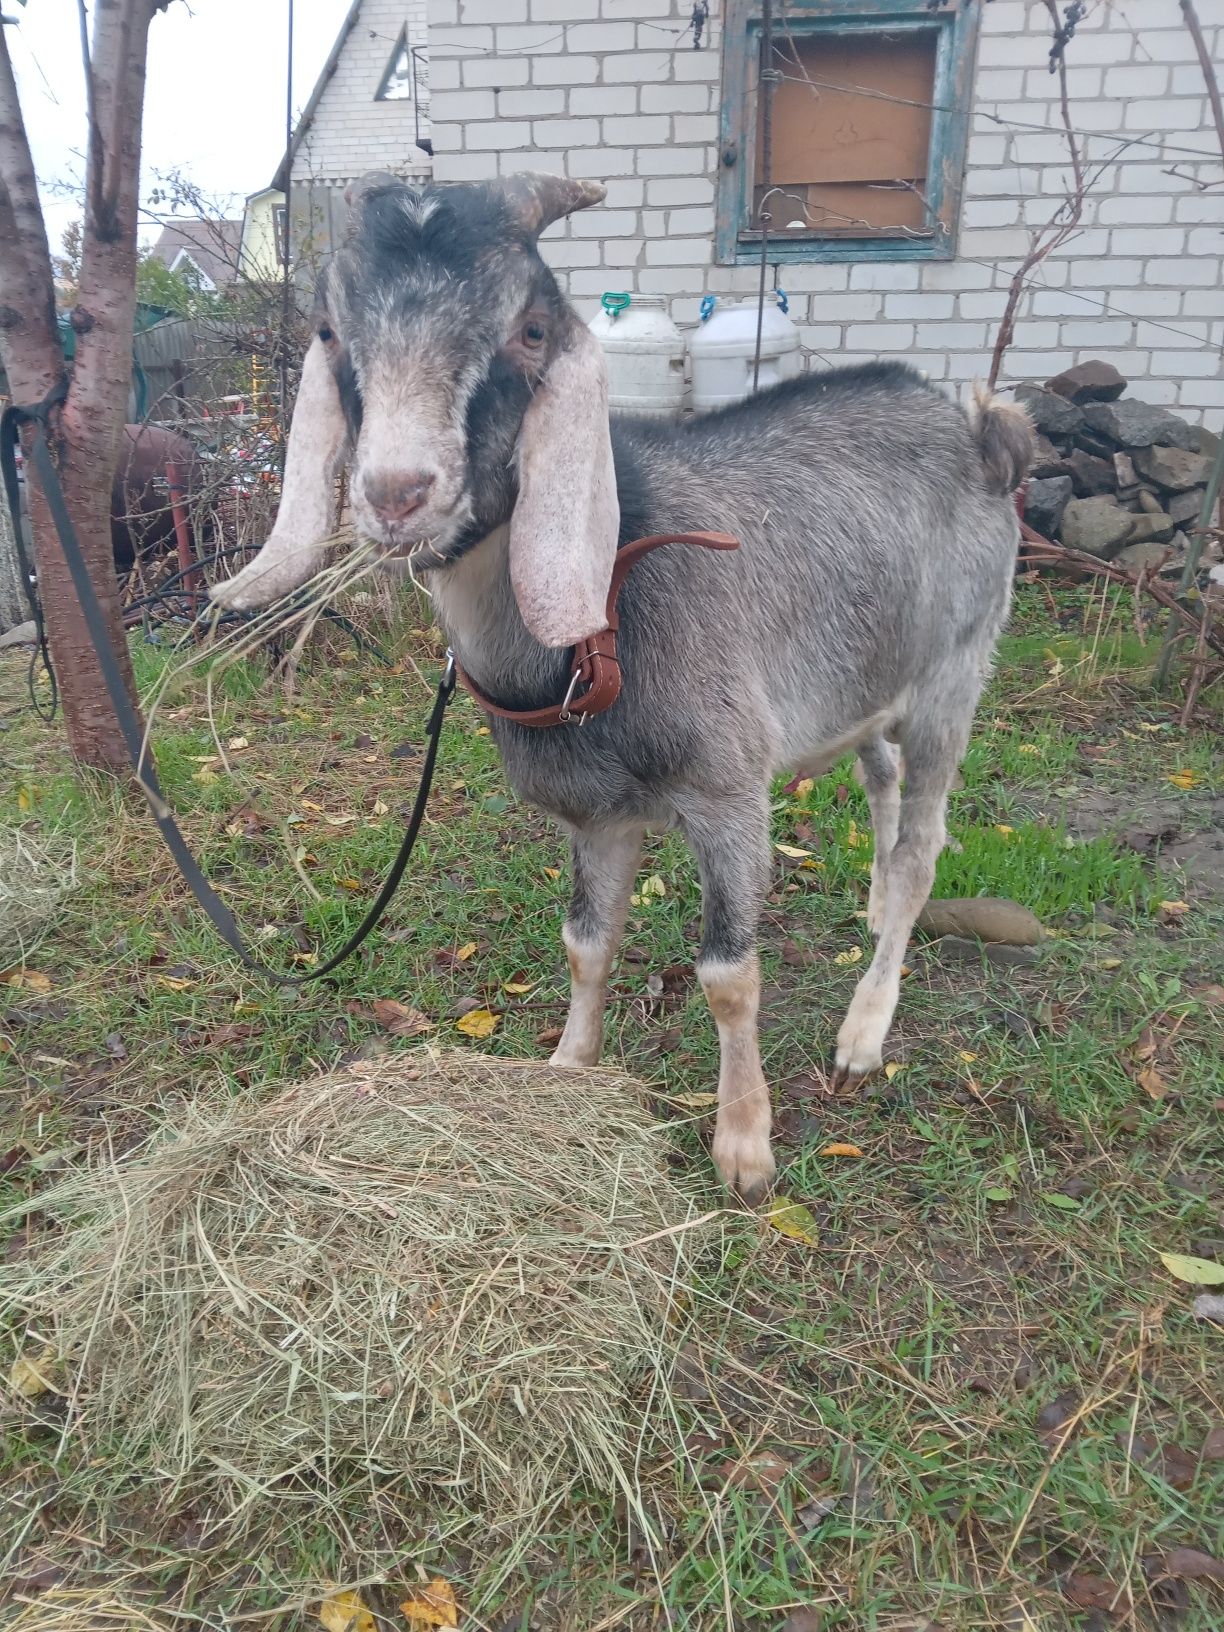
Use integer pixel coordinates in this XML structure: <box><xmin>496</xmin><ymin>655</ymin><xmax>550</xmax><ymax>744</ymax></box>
<box><xmin>264</xmin><ymin>0</ymin><xmax>433</xmax><ymax>278</ymax></box>
<box><xmin>240</xmin><ymin>186</ymin><xmax>288</xmax><ymax>285</ymax></box>
<box><xmin>149</xmin><ymin>219</ymin><xmax>243</xmax><ymax>294</ymax></box>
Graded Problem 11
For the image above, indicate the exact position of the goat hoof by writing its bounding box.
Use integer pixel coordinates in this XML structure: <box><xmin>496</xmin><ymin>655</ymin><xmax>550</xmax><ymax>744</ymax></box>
<box><xmin>713</xmin><ymin>1128</ymin><xmax>776</xmax><ymax>1205</ymax></box>
<box><xmin>833</xmin><ymin>1022</ymin><xmax>885</xmax><ymax>1085</ymax></box>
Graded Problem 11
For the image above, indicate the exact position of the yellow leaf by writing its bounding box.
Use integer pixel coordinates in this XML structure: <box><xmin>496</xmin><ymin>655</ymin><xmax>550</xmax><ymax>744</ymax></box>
<box><xmin>456</xmin><ymin>1008</ymin><xmax>499</xmax><ymax>1039</ymax></box>
<box><xmin>1017</xmin><ymin>744</ymin><xmax>1039</xmax><ymax>755</ymax></box>
<box><xmin>502</xmin><ymin>981</ymin><xmax>534</xmax><ymax>995</ymax></box>
<box><xmin>317</xmin><ymin>1590</ymin><xmax>376</xmax><ymax>1632</ymax></box>
<box><xmin>323</xmin><ymin>814</ymin><xmax>357</xmax><ymax>827</ymax></box>
<box><xmin>1158</xmin><ymin>1251</ymin><xmax>1224</xmax><ymax>1287</ymax></box>
<box><xmin>453</xmin><ymin>941</ymin><xmax>478</xmax><ymax>962</ymax></box>
<box><xmin>401</xmin><ymin>1578</ymin><xmax>459</xmax><ymax>1630</ymax></box>
<box><xmin>994</xmin><ymin>823</ymin><xmax>1013</xmax><ymax>836</ymax></box>
<box><xmin>792</xmin><ymin>778</ymin><xmax>815</xmax><ymax>798</ymax></box>
<box><xmin>543</xmin><ymin>866</ymin><xmax>561</xmax><ymax>880</ymax></box>
<box><xmin>669</xmin><ymin>1091</ymin><xmax>719</xmax><ymax>1109</ymax></box>
<box><xmin>373</xmin><ymin>798</ymin><xmax>389</xmax><ymax>817</ymax></box>
<box><xmin>847</xmin><ymin>819</ymin><xmax>864</xmax><ymax>849</ymax></box>
<box><xmin>765</xmin><ymin>1197</ymin><xmax>821</xmax><ymax>1246</ymax></box>
<box><xmin>1137</xmin><ymin>1063</ymin><xmax>1167</xmax><ymax>1101</ymax></box>
<box><xmin>16</xmin><ymin>784</ymin><xmax>33</xmax><ymax>812</ymax></box>
<box><xmin>774</xmin><ymin>843</ymin><xmax>810</xmax><ymax>859</ymax></box>
<box><xmin>900</xmin><ymin>964</ymin><xmax>912</xmax><ymax>978</ymax></box>
<box><xmin>1159</xmin><ymin>900</ymin><xmax>1190</xmax><ymax>917</ymax></box>
<box><xmin>1137</xmin><ymin>721</ymin><xmax>1165</xmax><ymax>732</ymax></box>
<box><xmin>958</xmin><ymin>1050</ymin><xmax>978</xmax><ymax>1064</ymax></box>
<box><xmin>1</xmin><ymin>969</ymin><xmax>52</xmax><ymax>993</ymax></box>
<box><xmin>1099</xmin><ymin>956</ymin><xmax>1122</xmax><ymax>970</ymax></box>
<box><xmin>641</xmin><ymin>874</ymin><xmax>666</xmax><ymax>897</ymax></box>
<box><xmin>337</xmin><ymin>877</ymin><xmax>362</xmax><ymax>891</ymax></box>
<box><xmin>475</xmin><ymin>725</ymin><xmax>491</xmax><ymax>736</ymax></box>
<box><xmin>820</xmin><ymin>1142</ymin><xmax>864</xmax><ymax>1158</ymax></box>
<box><xmin>833</xmin><ymin>946</ymin><xmax>862</xmax><ymax>966</ymax></box>
<box><xmin>1167</xmin><ymin>768</ymin><xmax>1197</xmax><ymax>790</ymax></box>
<box><xmin>799</xmin><ymin>858</ymin><xmax>825</xmax><ymax>870</ymax></box>
<box><xmin>156</xmin><ymin>975</ymin><xmax>196</xmax><ymax>992</ymax></box>
<box><xmin>192</xmin><ymin>767</ymin><xmax>218</xmax><ymax>784</ymax></box>
<box><xmin>884</xmin><ymin>1061</ymin><xmax>904</xmax><ymax>1081</ymax></box>
<box><xmin>227</xmin><ymin>735</ymin><xmax>249</xmax><ymax>751</ymax></box>
<box><xmin>10</xmin><ymin>1346</ymin><xmax>59</xmax><ymax>1400</ymax></box>
<box><xmin>301</xmin><ymin>799</ymin><xmax>325</xmax><ymax>812</ymax></box>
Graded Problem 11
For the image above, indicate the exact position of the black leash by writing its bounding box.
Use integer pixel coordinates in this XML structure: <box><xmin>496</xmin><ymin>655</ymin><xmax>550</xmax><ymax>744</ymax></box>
<box><xmin>1</xmin><ymin>391</ymin><xmax>456</xmax><ymax>986</ymax></box>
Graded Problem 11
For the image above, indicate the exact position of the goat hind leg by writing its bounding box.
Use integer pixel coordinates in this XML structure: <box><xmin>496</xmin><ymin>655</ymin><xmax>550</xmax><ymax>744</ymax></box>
<box><xmin>551</xmin><ymin>823</ymin><xmax>643</xmax><ymax>1068</ymax></box>
<box><xmin>856</xmin><ymin>735</ymin><xmax>900</xmax><ymax>936</ymax></box>
<box><xmin>835</xmin><ymin>757</ymin><xmax>952</xmax><ymax>1082</ymax></box>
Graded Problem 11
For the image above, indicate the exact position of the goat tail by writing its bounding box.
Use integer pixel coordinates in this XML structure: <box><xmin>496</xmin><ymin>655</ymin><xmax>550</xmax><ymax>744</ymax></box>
<box><xmin>970</xmin><ymin>384</ymin><xmax>1035</xmax><ymax>496</ymax></box>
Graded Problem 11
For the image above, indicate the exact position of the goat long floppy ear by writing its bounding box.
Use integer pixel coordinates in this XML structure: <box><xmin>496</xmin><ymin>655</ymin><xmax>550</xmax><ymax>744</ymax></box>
<box><xmin>509</xmin><ymin>319</ymin><xmax>620</xmax><ymax>648</ymax></box>
<box><xmin>210</xmin><ymin>336</ymin><xmax>346</xmax><ymax>611</ymax></box>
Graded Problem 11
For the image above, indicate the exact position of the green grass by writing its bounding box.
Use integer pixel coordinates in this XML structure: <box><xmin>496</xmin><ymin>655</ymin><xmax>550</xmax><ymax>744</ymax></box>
<box><xmin>2</xmin><ymin>582</ymin><xmax>1223</xmax><ymax>1629</ymax></box>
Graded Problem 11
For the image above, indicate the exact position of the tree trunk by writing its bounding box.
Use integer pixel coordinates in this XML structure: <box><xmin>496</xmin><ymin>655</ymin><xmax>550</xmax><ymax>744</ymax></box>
<box><xmin>0</xmin><ymin>3</ymin><xmax>163</xmax><ymax>772</ymax></box>
<box><xmin>0</xmin><ymin>475</ymin><xmax>28</xmax><ymax>633</ymax></box>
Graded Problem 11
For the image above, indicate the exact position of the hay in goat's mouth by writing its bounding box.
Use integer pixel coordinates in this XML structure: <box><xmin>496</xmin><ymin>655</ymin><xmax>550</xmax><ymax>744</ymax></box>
<box><xmin>1</xmin><ymin>1050</ymin><xmax>697</xmax><ymax>1573</ymax></box>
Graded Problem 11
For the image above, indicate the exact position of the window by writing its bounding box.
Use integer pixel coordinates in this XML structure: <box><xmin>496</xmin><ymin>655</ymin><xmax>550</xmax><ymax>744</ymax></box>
<box><xmin>376</xmin><ymin>26</ymin><xmax>415</xmax><ymax>102</ymax></box>
<box><xmin>716</xmin><ymin>0</ymin><xmax>982</xmax><ymax>263</ymax></box>
<box><xmin>274</xmin><ymin>204</ymin><xmax>288</xmax><ymax>267</ymax></box>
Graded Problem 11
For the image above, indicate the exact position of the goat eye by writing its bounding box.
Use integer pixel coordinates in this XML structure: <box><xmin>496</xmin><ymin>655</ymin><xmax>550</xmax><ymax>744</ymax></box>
<box><xmin>520</xmin><ymin>319</ymin><xmax>547</xmax><ymax>349</ymax></box>
<box><xmin>317</xmin><ymin>324</ymin><xmax>335</xmax><ymax>345</ymax></box>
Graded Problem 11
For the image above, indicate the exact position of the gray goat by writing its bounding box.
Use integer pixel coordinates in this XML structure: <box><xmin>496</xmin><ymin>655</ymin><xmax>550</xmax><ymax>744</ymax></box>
<box><xmin>213</xmin><ymin>173</ymin><xmax>1033</xmax><ymax>1201</ymax></box>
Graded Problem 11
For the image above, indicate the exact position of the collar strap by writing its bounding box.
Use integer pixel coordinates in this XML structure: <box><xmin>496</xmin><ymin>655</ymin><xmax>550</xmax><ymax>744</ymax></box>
<box><xmin>454</xmin><ymin>529</ymin><xmax>739</xmax><ymax>728</ymax></box>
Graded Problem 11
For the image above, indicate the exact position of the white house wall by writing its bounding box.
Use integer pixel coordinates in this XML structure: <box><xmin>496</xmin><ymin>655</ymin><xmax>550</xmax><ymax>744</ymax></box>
<box><xmin>292</xmin><ymin>0</ymin><xmax>433</xmax><ymax>186</ymax></box>
<box><xmin>425</xmin><ymin>0</ymin><xmax>1224</xmax><ymax>428</ymax></box>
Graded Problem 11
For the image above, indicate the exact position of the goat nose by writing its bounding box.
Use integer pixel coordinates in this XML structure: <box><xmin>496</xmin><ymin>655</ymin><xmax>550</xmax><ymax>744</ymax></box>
<box><xmin>363</xmin><ymin>470</ymin><xmax>435</xmax><ymax>523</ymax></box>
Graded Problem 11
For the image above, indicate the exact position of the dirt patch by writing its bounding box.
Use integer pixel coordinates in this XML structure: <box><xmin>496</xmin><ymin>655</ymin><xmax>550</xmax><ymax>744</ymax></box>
<box><xmin>1056</xmin><ymin>785</ymin><xmax>1224</xmax><ymax>904</ymax></box>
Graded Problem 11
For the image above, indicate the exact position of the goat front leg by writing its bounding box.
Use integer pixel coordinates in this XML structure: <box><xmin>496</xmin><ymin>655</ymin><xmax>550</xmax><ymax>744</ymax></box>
<box><xmin>551</xmin><ymin>823</ymin><xmax>644</xmax><ymax>1068</ymax></box>
<box><xmin>855</xmin><ymin>736</ymin><xmax>901</xmax><ymax>936</ymax></box>
<box><xmin>684</xmin><ymin>797</ymin><xmax>775</xmax><ymax>1204</ymax></box>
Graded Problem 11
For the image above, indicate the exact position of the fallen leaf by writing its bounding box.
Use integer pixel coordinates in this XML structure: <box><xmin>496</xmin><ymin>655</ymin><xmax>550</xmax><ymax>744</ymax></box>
<box><xmin>792</xmin><ymin>778</ymin><xmax>815</xmax><ymax>798</ymax></box>
<box><xmin>1203</xmin><ymin>1424</ymin><xmax>1224</xmax><ymax>1460</ymax></box>
<box><xmin>984</xmin><ymin>1185</ymin><xmax>1012</xmax><ymax>1203</ymax></box>
<box><xmin>1042</xmin><ymin>1192</ymin><xmax>1081</xmax><ymax>1211</ymax></box>
<box><xmin>1063</xmin><ymin>1573</ymin><xmax>1119</xmax><ymax>1612</ymax></box>
<box><xmin>1099</xmin><ymin>956</ymin><xmax>1123</xmax><ymax>970</ymax></box>
<box><xmin>535</xmin><ymin>1026</ymin><xmax>564</xmax><ymax>1049</ymax></box>
<box><xmin>1138</xmin><ymin>1064</ymin><xmax>1167</xmax><ymax>1100</ymax></box>
<box><xmin>641</xmin><ymin>874</ymin><xmax>666</xmax><ymax>898</ymax></box>
<box><xmin>156</xmin><ymin>975</ymin><xmax>196</xmax><ymax>992</ymax></box>
<box><xmin>1163</xmin><ymin>1548</ymin><xmax>1224</xmax><ymax>1583</ymax></box>
<box><xmin>775</xmin><ymin>843</ymin><xmax>811</xmax><ymax>859</ymax></box>
<box><xmin>883</xmin><ymin>1061</ymin><xmax>905</xmax><ymax>1081</ymax></box>
<box><xmin>227</xmin><ymin>735</ymin><xmax>249</xmax><ymax>751</ymax></box>
<box><xmin>207</xmin><ymin>1022</ymin><xmax>258</xmax><ymax>1047</ymax></box>
<box><xmin>1159</xmin><ymin>1251</ymin><xmax>1224</xmax><ymax>1286</ymax></box>
<box><xmin>543</xmin><ymin>866</ymin><xmax>561</xmax><ymax>880</ymax></box>
<box><xmin>669</xmin><ymin>1092</ymin><xmax>718</xmax><ymax>1109</ymax></box>
<box><xmin>819</xmin><ymin>1142</ymin><xmax>863</xmax><ymax>1158</ymax></box>
<box><xmin>401</xmin><ymin>1578</ymin><xmax>459</xmax><ymax>1630</ymax></box>
<box><xmin>1017</xmin><ymin>744</ymin><xmax>1039</xmax><ymax>756</ymax></box>
<box><xmin>371</xmin><ymin>999</ymin><xmax>433</xmax><ymax>1039</ymax></box>
<box><xmin>766</xmin><ymin>1197</ymin><xmax>821</xmax><ymax>1246</ymax></box>
<box><xmin>1192</xmin><ymin>1293</ymin><xmax>1224</xmax><ymax>1323</ymax></box>
<box><xmin>502</xmin><ymin>981</ymin><xmax>534</xmax><ymax>996</ymax></box>
<box><xmin>1192</xmin><ymin>983</ymin><xmax>1224</xmax><ymax>1006</ymax></box>
<box><xmin>1167</xmin><ymin>768</ymin><xmax>1198</xmax><ymax>789</ymax></box>
<box><xmin>9</xmin><ymin>1346</ymin><xmax>59</xmax><ymax>1399</ymax></box>
<box><xmin>1</xmin><ymin>969</ymin><xmax>52</xmax><ymax>993</ymax></box>
<box><xmin>994</xmin><ymin>823</ymin><xmax>1014</xmax><ymax>835</ymax></box>
<box><xmin>456</xmin><ymin>1008</ymin><xmax>499</xmax><ymax>1039</ymax></box>
<box><xmin>317</xmin><ymin>1591</ymin><xmax>376</xmax><ymax>1632</ymax></box>
<box><xmin>1159</xmin><ymin>899</ymin><xmax>1190</xmax><ymax>919</ymax></box>
<box><xmin>719</xmin><ymin>1449</ymin><xmax>794</xmax><ymax>1493</ymax></box>
<box><xmin>834</xmin><ymin>946</ymin><xmax>863</xmax><ymax>966</ymax></box>
<box><xmin>454</xmin><ymin>941</ymin><xmax>478</xmax><ymax>962</ymax></box>
<box><xmin>958</xmin><ymin>1049</ymin><xmax>978</xmax><ymax>1064</ymax></box>
<box><xmin>782</xmin><ymin>938</ymin><xmax>819</xmax><ymax>968</ymax></box>
<box><xmin>373</xmin><ymin>798</ymin><xmax>389</xmax><ymax>817</ymax></box>
<box><xmin>336</xmin><ymin>877</ymin><xmax>362</xmax><ymax>891</ymax></box>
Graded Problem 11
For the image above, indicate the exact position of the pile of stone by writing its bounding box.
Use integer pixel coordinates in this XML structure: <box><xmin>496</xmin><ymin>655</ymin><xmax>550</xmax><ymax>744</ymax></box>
<box><xmin>1018</xmin><ymin>361</ymin><xmax>1220</xmax><ymax>576</ymax></box>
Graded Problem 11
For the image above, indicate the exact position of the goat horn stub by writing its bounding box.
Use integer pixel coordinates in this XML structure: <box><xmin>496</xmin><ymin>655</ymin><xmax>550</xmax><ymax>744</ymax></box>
<box><xmin>493</xmin><ymin>174</ymin><xmax>607</xmax><ymax>235</ymax></box>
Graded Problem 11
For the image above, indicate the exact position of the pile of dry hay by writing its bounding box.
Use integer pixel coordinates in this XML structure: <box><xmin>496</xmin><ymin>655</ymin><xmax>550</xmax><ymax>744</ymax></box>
<box><xmin>0</xmin><ymin>825</ymin><xmax>77</xmax><ymax>957</ymax></box>
<box><xmin>2</xmin><ymin>1050</ymin><xmax>698</xmax><ymax>1570</ymax></box>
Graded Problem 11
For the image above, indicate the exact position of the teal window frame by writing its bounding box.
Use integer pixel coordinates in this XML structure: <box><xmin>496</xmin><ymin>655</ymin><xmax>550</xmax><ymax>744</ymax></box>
<box><xmin>716</xmin><ymin>0</ymin><xmax>982</xmax><ymax>265</ymax></box>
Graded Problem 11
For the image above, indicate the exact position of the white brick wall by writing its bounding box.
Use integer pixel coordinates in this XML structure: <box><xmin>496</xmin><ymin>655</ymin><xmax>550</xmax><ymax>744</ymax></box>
<box><xmin>291</xmin><ymin>0</ymin><xmax>433</xmax><ymax>188</ymax></box>
<box><xmin>424</xmin><ymin>0</ymin><xmax>1224</xmax><ymax>426</ymax></box>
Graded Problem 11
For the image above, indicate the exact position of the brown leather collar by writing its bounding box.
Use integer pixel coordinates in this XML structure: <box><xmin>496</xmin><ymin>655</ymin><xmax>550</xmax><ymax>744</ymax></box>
<box><xmin>453</xmin><ymin>529</ymin><xmax>740</xmax><ymax>728</ymax></box>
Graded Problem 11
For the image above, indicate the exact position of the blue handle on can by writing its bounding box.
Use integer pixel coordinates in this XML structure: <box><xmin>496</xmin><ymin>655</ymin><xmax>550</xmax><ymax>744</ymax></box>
<box><xmin>699</xmin><ymin>293</ymin><xmax>716</xmax><ymax>322</ymax></box>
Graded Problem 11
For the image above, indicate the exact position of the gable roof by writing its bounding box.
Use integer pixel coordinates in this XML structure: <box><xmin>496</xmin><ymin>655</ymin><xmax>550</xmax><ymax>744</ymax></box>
<box><xmin>149</xmin><ymin>220</ymin><xmax>243</xmax><ymax>289</ymax></box>
<box><xmin>272</xmin><ymin>0</ymin><xmax>363</xmax><ymax>192</ymax></box>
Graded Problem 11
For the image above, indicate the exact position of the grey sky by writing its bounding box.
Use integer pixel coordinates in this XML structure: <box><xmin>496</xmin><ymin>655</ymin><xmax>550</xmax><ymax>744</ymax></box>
<box><xmin>9</xmin><ymin>0</ymin><xmax>354</xmax><ymax>254</ymax></box>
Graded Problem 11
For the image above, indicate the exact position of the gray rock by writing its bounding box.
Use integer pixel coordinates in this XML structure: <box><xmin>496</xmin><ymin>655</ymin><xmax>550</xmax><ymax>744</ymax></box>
<box><xmin>1113</xmin><ymin>452</ymin><xmax>1139</xmax><ymax>493</ymax></box>
<box><xmin>1133</xmin><ymin>443</ymin><xmax>1215</xmax><ymax>492</ymax></box>
<box><xmin>1188</xmin><ymin>424</ymin><xmax>1220</xmax><ymax>459</ymax></box>
<box><xmin>1045</xmin><ymin>359</ymin><xmax>1127</xmax><ymax>403</ymax></box>
<box><xmin>1015</xmin><ymin>383</ymin><xmax>1084</xmax><ymax>437</ymax></box>
<box><xmin>1060</xmin><ymin>495</ymin><xmax>1135</xmax><ymax>558</ymax></box>
<box><xmin>1128</xmin><ymin>510</ymin><xmax>1177</xmax><ymax>544</ymax></box>
<box><xmin>934</xmin><ymin>935</ymin><xmax>1041</xmax><ymax>968</ymax></box>
<box><xmin>0</xmin><ymin>619</ymin><xmax>36</xmax><ymax>650</ymax></box>
<box><xmin>1168</xmin><ymin>487</ymin><xmax>1208</xmax><ymax>526</ymax></box>
<box><xmin>1067</xmin><ymin>447</ymin><xmax>1116</xmax><ymax>496</ymax></box>
<box><xmin>1024</xmin><ymin>475</ymin><xmax>1073</xmax><ymax>538</ymax></box>
<box><xmin>1116</xmin><ymin>540</ymin><xmax>1178</xmax><ymax>573</ymax></box>
<box><xmin>1031</xmin><ymin>434</ymin><xmax>1071</xmax><ymax>479</ymax></box>
<box><xmin>1075</xmin><ymin>427</ymin><xmax>1119</xmax><ymax>460</ymax></box>
<box><xmin>1137</xmin><ymin>488</ymin><xmax>1165</xmax><ymax>515</ymax></box>
<box><xmin>1082</xmin><ymin>399</ymin><xmax>1198</xmax><ymax>450</ymax></box>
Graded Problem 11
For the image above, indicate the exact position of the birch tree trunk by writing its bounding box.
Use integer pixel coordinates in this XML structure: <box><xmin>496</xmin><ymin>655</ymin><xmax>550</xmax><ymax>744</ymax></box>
<box><xmin>0</xmin><ymin>2</ymin><xmax>167</xmax><ymax>770</ymax></box>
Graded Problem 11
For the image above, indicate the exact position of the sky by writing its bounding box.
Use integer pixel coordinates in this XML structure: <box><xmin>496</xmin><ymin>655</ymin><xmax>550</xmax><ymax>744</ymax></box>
<box><xmin>8</xmin><ymin>0</ymin><xmax>354</xmax><ymax>257</ymax></box>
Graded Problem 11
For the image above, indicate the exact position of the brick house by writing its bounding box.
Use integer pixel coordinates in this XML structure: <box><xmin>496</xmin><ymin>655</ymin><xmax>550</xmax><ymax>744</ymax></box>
<box><xmin>273</xmin><ymin>0</ymin><xmax>435</xmax><ymax>272</ymax></box>
<box><xmin>424</xmin><ymin>0</ymin><xmax>1224</xmax><ymax>427</ymax></box>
